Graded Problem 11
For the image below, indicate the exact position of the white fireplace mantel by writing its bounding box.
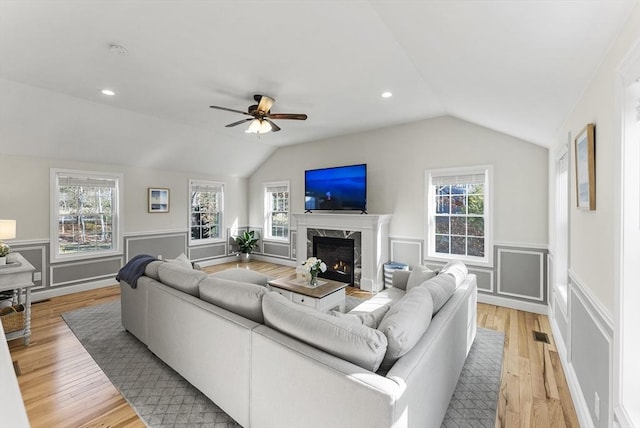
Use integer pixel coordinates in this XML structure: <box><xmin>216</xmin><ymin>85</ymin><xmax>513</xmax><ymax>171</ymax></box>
<box><xmin>292</xmin><ymin>213</ymin><xmax>392</xmax><ymax>292</ymax></box>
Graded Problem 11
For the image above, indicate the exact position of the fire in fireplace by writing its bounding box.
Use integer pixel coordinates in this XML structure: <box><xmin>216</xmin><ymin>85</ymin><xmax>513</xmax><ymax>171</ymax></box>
<box><xmin>313</xmin><ymin>236</ymin><xmax>355</xmax><ymax>285</ymax></box>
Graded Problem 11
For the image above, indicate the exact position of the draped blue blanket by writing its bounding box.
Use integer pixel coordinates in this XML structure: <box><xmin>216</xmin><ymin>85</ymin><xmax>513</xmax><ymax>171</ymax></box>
<box><xmin>116</xmin><ymin>254</ymin><xmax>157</xmax><ymax>288</ymax></box>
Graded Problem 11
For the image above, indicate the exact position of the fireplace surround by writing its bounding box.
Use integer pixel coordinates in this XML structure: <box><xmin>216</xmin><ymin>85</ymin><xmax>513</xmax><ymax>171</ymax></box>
<box><xmin>293</xmin><ymin>213</ymin><xmax>391</xmax><ymax>292</ymax></box>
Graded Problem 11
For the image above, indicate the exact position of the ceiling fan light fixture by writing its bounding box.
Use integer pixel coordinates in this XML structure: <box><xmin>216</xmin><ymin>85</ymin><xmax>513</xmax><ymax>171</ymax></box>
<box><xmin>245</xmin><ymin>118</ymin><xmax>271</xmax><ymax>134</ymax></box>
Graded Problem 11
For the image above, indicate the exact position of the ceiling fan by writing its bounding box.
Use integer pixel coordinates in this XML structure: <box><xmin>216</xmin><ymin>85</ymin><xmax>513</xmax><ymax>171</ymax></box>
<box><xmin>210</xmin><ymin>94</ymin><xmax>307</xmax><ymax>134</ymax></box>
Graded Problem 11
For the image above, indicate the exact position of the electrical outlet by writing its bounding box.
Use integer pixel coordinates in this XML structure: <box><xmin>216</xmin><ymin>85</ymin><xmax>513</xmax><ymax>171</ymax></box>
<box><xmin>33</xmin><ymin>272</ymin><xmax>41</xmax><ymax>281</ymax></box>
<box><xmin>594</xmin><ymin>392</ymin><xmax>600</xmax><ymax>421</ymax></box>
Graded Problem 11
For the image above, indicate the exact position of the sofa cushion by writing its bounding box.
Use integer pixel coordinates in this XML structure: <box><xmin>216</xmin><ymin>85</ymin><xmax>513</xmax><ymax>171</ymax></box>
<box><xmin>378</xmin><ymin>285</ymin><xmax>434</xmax><ymax>367</ymax></box>
<box><xmin>209</xmin><ymin>268</ymin><xmax>269</xmax><ymax>286</ymax></box>
<box><xmin>165</xmin><ymin>253</ymin><xmax>193</xmax><ymax>270</ymax></box>
<box><xmin>330</xmin><ymin>304</ymin><xmax>391</xmax><ymax>329</ymax></box>
<box><xmin>405</xmin><ymin>265</ymin><xmax>437</xmax><ymax>292</ymax></box>
<box><xmin>262</xmin><ymin>292</ymin><xmax>388</xmax><ymax>372</ymax></box>
<box><xmin>424</xmin><ymin>273</ymin><xmax>456</xmax><ymax>314</ymax></box>
<box><xmin>199</xmin><ymin>277</ymin><xmax>267</xmax><ymax>323</ymax></box>
<box><xmin>144</xmin><ymin>260</ymin><xmax>163</xmax><ymax>281</ymax></box>
<box><xmin>157</xmin><ymin>263</ymin><xmax>206</xmax><ymax>297</ymax></box>
<box><xmin>439</xmin><ymin>260</ymin><xmax>468</xmax><ymax>288</ymax></box>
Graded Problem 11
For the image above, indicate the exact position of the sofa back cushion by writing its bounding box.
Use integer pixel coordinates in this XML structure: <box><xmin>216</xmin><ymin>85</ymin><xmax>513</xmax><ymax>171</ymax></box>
<box><xmin>262</xmin><ymin>292</ymin><xmax>388</xmax><ymax>372</ymax></box>
<box><xmin>438</xmin><ymin>260</ymin><xmax>468</xmax><ymax>288</ymax></box>
<box><xmin>157</xmin><ymin>263</ymin><xmax>206</xmax><ymax>297</ymax></box>
<box><xmin>331</xmin><ymin>304</ymin><xmax>391</xmax><ymax>329</ymax></box>
<box><xmin>378</xmin><ymin>285</ymin><xmax>434</xmax><ymax>368</ymax></box>
<box><xmin>209</xmin><ymin>268</ymin><xmax>269</xmax><ymax>286</ymax></box>
<box><xmin>424</xmin><ymin>273</ymin><xmax>456</xmax><ymax>314</ymax></box>
<box><xmin>405</xmin><ymin>265</ymin><xmax>437</xmax><ymax>292</ymax></box>
<box><xmin>144</xmin><ymin>260</ymin><xmax>163</xmax><ymax>281</ymax></box>
<box><xmin>199</xmin><ymin>277</ymin><xmax>267</xmax><ymax>323</ymax></box>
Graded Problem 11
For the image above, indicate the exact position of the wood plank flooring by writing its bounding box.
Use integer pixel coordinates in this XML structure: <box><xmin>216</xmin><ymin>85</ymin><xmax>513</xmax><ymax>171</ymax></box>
<box><xmin>7</xmin><ymin>260</ymin><xmax>579</xmax><ymax>427</ymax></box>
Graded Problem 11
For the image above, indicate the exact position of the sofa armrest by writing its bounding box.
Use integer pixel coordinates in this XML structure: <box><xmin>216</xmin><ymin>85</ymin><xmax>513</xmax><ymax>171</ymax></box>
<box><xmin>392</xmin><ymin>270</ymin><xmax>411</xmax><ymax>290</ymax></box>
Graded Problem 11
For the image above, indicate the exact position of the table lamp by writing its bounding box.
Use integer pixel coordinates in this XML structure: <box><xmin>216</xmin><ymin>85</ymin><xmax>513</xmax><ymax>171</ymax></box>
<box><xmin>0</xmin><ymin>220</ymin><xmax>17</xmax><ymax>256</ymax></box>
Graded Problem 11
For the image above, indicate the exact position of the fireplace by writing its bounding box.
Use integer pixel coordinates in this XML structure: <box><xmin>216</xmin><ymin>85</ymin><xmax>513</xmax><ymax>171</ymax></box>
<box><xmin>313</xmin><ymin>236</ymin><xmax>355</xmax><ymax>285</ymax></box>
<box><xmin>294</xmin><ymin>213</ymin><xmax>392</xmax><ymax>292</ymax></box>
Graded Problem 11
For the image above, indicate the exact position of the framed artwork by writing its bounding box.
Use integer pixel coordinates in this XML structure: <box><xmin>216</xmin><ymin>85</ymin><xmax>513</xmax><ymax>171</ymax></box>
<box><xmin>574</xmin><ymin>123</ymin><xmax>596</xmax><ymax>210</ymax></box>
<box><xmin>148</xmin><ymin>188</ymin><xmax>170</xmax><ymax>213</ymax></box>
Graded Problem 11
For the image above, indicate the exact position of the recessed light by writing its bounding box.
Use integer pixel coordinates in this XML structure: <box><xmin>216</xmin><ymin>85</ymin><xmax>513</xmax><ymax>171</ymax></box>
<box><xmin>101</xmin><ymin>89</ymin><xmax>115</xmax><ymax>96</ymax></box>
<box><xmin>381</xmin><ymin>91</ymin><xmax>392</xmax><ymax>98</ymax></box>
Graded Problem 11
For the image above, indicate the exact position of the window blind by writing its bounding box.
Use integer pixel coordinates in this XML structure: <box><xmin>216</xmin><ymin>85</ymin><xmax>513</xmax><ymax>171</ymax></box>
<box><xmin>431</xmin><ymin>172</ymin><xmax>485</xmax><ymax>186</ymax></box>
<box><xmin>192</xmin><ymin>183</ymin><xmax>223</xmax><ymax>193</ymax></box>
<box><xmin>58</xmin><ymin>175</ymin><xmax>117</xmax><ymax>188</ymax></box>
<box><xmin>557</xmin><ymin>152</ymin><xmax>569</xmax><ymax>173</ymax></box>
<box><xmin>266</xmin><ymin>184</ymin><xmax>289</xmax><ymax>193</ymax></box>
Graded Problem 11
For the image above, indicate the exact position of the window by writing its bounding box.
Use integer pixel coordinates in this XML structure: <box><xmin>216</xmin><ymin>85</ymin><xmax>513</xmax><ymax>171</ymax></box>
<box><xmin>264</xmin><ymin>182</ymin><xmax>289</xmax><ymax>241</ymax></box>
<box><xmin>554</xmin><ymin>150</ymin><xmax>569</xmax><ymax>309</ymax></box>
<box><xmin>426</xmin><ymin>166</ymin><xmax>492</xmax><ymax>265</ymax></box>
<box><xmin>190</xmin><ymin>180</ymin><xmax>224</xmax><ymax>243</ymax></box>
<box><xmin>51</xmin><ymin>169</ymin><xmax>122</xmax><ymax>261</ymax></box>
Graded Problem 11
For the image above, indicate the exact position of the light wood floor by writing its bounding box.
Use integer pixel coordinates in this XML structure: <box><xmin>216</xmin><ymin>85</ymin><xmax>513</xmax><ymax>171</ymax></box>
<box><xmin>7</xmin><ymin>260</ymin><xmax>579</xmax><ymax>427</ymax></box>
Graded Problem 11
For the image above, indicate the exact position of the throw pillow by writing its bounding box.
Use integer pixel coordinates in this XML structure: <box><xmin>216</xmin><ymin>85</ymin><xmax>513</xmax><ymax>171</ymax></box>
<box><xmin>424</xmin><ymin>273</ymin><xmax>456</xmax><ymax>314</ymax></box>
<box><xmin>165</xmin><ymin>253</ymin><xmax>193</xmax><ymax>270</ymax></box>
<box><xmin>405</xmin><ymin>265</ymin><xmax>437</xmax><ymax>292</ymax></box>
<box><xmin>199</xmin><ymin>277</ymin><xmax>267</xmax><ymax>323</ymax></box>
<box><xmin>377</xmin><ymin>284</ymin><xmax>434</xmax><ymax>368</ymax></box>
<box><xmin>330</xmin><ymin>304</ymin><xmax>391</xmax><ymax>329</ymax></box>
<box><xmin>438</xmin><ymin>260</ymin><xmax>468</xmax><ymax>288</ymax></box>
<box><xmin>262</xmin><ymin>292</ymin><xmax>388</xmax><ymax>372</ymax></box>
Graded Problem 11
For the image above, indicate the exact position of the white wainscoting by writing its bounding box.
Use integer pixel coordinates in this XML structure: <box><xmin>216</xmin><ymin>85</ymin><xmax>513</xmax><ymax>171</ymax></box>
<box><xmin>549</xmin><ymin>271</ymin><xmax>614</xmax><ymax>428</ymax></box>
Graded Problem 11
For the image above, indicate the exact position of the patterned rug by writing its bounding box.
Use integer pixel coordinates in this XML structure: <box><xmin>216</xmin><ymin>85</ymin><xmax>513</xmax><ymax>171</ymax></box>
<box><xmin>63</xmin><ymin>299</ymin><xmax>503</xmax><ymax>428</ymax></box>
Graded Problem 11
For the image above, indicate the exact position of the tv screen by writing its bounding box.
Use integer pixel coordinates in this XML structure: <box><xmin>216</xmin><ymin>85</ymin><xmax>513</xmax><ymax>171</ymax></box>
<box><xmin>305</xmin><ymin>164</ymin><xmax>367</xmax><ymax>212</ymax></box>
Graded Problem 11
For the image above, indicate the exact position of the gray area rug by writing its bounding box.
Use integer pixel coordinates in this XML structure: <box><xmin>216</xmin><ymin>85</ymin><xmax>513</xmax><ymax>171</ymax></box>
<box><xmin>63</xmin><ymin>300</ymin><xmax>503</xmax><ymax>428</ymax></box>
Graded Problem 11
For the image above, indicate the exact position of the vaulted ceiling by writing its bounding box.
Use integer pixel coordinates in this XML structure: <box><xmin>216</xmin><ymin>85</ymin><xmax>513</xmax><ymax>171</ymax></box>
<box><xmin>0</xmin><ymin>1</ymin><xmax>635</xmax><ymax>176</ymax></box>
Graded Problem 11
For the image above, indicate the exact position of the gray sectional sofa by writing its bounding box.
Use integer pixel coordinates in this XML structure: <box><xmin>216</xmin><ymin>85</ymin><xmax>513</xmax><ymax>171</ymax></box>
<box><xmin>119</xmin><ymin>260</ymin><xmax>477</xmax><ymax>428</ymax></box>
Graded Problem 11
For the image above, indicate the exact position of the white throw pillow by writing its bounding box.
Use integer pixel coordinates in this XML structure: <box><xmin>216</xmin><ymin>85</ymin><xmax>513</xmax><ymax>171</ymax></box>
<box><xmin>405</xmin><ymin>265</ymin><xmax>437</xmax><ymax>292</ymax></box>
<box><xmin>165</xmin><ymin>253</ymin><xmax>193</xmax><ymax>270</ymax></box>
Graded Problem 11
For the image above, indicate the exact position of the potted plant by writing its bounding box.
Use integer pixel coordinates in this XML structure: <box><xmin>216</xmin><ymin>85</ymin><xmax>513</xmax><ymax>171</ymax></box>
<box><xmin>234</xmin><ymin>230</ymin><xmax>259</xmax><ymax>262</ymax></box>
<box><xmin>0</xmin><ymin>242</ymin><xmax>10</xmax><ymax>265</ymax></box>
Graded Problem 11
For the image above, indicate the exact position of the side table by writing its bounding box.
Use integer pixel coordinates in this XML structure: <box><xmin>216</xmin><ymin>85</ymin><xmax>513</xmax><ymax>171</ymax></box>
<box><xmin>0</xmin><ymin>253</ymin><xmax>35</xmax><ymax>345</ymax></box>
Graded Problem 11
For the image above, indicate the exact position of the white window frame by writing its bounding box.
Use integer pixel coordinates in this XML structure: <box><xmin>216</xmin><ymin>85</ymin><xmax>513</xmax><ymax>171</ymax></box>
<box><xmin>263</xmin><ymin>181</ymin><xmax>290</xmax><ymax>242</ymax></box>
<box><xmin>425</xmin><ymin>165</ymin><xmax>493</xmax><ymax>267</ymax></box>
<box><xmin>50</xmin><ymin>168</ymin><xmax>123</xmax><ymax>263</ymax></box>
<box><xmin>189</xmin><ymin>179</ymin><xmax>225</xmax><ymax>245</ymax></box>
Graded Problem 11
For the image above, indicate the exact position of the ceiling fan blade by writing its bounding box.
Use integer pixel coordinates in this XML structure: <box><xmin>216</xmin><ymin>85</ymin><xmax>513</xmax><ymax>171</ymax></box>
<box><xmin>225</xmin><ymin>118</ymin><xmax>253</xmax><ymax>127</ymax></box>
<box><xmin>265</xmin><ymin>118</ymin><xmax>281</xmax><ymax>132</ymax></box>
<box><xmin>256</xmin><ymin>95</ymin><xmax>275</xmax><ymax>114</ymax></box>
<box><xmin>210</xmin><ymin>105</ymin><xmax>253</xmax><ymax>116</ymax></box>
<box><xmin>267</xmin><ymin>113</ymin><xmax>308</xmax><ymax>120</ymax></box>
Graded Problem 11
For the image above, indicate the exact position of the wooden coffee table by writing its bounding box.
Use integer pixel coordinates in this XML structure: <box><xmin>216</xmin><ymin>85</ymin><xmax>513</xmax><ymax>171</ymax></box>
<box><xmin>267</xmin><ymin>274</ymin><xmax>348</xmax><ymax>313</ymax></box>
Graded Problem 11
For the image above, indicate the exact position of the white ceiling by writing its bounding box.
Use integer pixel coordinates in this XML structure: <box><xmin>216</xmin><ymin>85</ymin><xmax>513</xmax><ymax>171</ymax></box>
<box><xmin>0</xmin><ymin>0</ymin><xmax>635</xmax><ymax>177</ymax></box>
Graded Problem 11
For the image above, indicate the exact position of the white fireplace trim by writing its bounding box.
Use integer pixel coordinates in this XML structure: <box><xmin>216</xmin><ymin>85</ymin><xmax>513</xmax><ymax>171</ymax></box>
<box><xmin>292</xmin><ymin>213</ymin><xmax>392</xmax><ymax>292</ymax></box>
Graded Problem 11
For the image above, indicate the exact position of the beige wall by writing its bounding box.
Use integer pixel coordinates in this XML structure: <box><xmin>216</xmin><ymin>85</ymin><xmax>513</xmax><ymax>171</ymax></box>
<box><xmin>0</xmin><ymin>154</ymin><xmax>247</xmax><ymax>241</ymax></box>
<box><xmin>249</xmin><ymin>115</ymin><xmax>548</xmax><ymax>253</ymax></box>
<box><xmin>553</xmin><ymin>2</ymin><xmax>640</xmax><ymax>313</ymax></box>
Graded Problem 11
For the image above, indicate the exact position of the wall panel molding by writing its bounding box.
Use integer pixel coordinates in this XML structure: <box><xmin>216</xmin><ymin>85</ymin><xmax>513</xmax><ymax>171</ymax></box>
<box><xmin>124</xmin><ymin>232</ymin><xmax>187</xmax><ymax>260</ymax></box>
<box><xmin>497</xmin><ymin>248</ymin><xmax>545</xmax><ymax>302</ymax></box>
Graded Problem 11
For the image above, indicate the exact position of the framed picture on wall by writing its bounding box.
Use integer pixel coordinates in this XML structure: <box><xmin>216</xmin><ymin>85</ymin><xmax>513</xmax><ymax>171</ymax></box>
<box><xmin>574</xmin><ymin>123</ymin><xmax>596</xmax><ymax>210</ymax></box>
<box><xmin>148</xmin><ymin>188</ymin><xmax>170</xmax><ymax>213</ymax></box>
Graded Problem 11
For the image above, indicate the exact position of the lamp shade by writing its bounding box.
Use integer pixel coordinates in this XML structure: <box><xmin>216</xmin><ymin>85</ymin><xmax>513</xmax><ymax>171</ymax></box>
<box><xmin>0</xmin><ymin>219</ymin><xmax>16</xmax><ymax>240</ymax></box>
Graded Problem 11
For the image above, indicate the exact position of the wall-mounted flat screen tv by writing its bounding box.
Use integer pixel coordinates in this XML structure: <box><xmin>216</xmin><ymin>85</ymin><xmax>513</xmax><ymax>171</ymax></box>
<box><xmin>304</xmin><ymin>164</ymin><xmax>367</xmax><ymax>212</ymax></box>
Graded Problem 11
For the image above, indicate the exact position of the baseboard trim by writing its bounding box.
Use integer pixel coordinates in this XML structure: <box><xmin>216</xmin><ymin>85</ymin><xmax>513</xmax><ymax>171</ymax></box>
<box><xmin>477</xmin><ymin>294</ymin><xmax>548</xmax><ymax>315</ymax></box>
<box><xmin>32</xmin><ymin>278</ymin><xmax>117</xmax><ymax>302</ymax></box>
<box><xmin>549</xmin><ymin>312</ymin><xmax>595</xmax><ymax>428</ymax></box>
<box><xmin>251</xmin><ymin>255</ymin><xmax>297</xmax><ymax>267</ymax></box>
